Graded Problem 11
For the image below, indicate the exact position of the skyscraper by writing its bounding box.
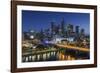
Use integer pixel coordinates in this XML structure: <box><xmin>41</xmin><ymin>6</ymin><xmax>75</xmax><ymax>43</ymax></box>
<box><xmin>67</xmin><ymin>24</ymin><xmax>74</xmax><ymax>37</ymax></box>
<box><xmin>80</xmin><ymin>28</ymin><xmax>85</xmax><ymax>35</ymax></box>
<box><xmin>61</xmin><ymin>18</ymin><xmax>65</xmax><ymax>36</ymax></box>
<box><xmin>75</xmin><ymin>26</ymin><xmax>79</xmax><ymax>35</ymax></box>
<box><xmin>80</xmin><ymin>28</ymin><xmax>85</xmax><ymax>39</ymax></box>
<box><xmin>51</xmin><ymin>21</ymin><xmax>55</xmax><ymax>36</ymax></box>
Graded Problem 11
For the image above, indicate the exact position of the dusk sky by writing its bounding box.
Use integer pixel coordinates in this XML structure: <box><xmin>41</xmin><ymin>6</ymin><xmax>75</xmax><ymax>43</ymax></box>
<box><xmin>22</xmin><ymin>10</ymin><xmax>90</xmax><ymax>35</ymax></box>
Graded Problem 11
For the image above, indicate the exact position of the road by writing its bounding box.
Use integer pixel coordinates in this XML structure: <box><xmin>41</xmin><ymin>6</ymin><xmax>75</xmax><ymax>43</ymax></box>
<box><xmin>55</xmin><ymin>44</ymin><xmax>89</xmax><ymax>52</ymax></box>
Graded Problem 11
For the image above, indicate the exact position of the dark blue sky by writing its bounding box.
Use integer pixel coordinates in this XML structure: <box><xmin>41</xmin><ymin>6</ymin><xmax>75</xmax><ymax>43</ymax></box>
<box><xmin>22</xmin><ymin>10</ymin><xmax>90</xmax><ymax>34</ymax></box>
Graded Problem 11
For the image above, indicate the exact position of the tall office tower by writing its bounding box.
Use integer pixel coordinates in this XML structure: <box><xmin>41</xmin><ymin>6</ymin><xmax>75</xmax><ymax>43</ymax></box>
<box><xmin>80</xmin><ymin>28</ymin><xmax>85</xmax><ymax>36</ymax></box>
<box><xmin>75</xmin><ymin>26</ymin><xmax>80</xmax><ymax>41</ymax></box>
<box><xmin>55</xmin><ymin>25</ymin><xmax>59</xmax><ymax>35</ymax></box>
<box><xmin>80</xmin><ymin>28</ymin><xmax>85</xmax><ymax>34</ymax></box>
<box><xmin>70</xmin><ymin>24</ymin><xmax>73</xmax><ymax>33</ymax></box>
<box><xmin>51</xmin><ymin>21</ymin><xmax>56</xmax><ymax>38</ymax></box>
<box><xmin>67</xmin><ymin>24</ymin><xmax>73</xmax><ymax>37</ymax></box>
<box><xmin>61</xmin><ymin>18</ymin><xmax>65</xmax><ymax>36</ymax></box>
<box><xmin>51</xmin><ymin>21</ymin><xmax>55</xmax><ymax>34</ymax></box>
<box><xmin>75</xmin><ymin>26</ymin><xmax>79</xmax><ymax>35</ymax></box>
<box><xmin>80</xmin><ymin>28</ymin><xmax>85</xmax><ymax>40</ymax></box>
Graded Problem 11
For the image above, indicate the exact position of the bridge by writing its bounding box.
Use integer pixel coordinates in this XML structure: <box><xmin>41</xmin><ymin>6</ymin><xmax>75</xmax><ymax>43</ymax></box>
<box><xmin>22</xmin><ymin>48</ymin><xmax>60</xmax><ymax>62</ymax></box>
<box><xmin>55</xmin><ymin>44</ymin><xmax>89</xmax><ymax>52</ymax></box>
<box><xmin>22</xmin><ymin>44</ymin><xmax>90</xmax><ymax>62</ymax></box>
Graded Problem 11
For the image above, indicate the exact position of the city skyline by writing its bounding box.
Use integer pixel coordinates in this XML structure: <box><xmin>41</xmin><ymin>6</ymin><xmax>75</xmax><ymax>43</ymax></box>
<box><xmin>22</xmin><ymin>10</ymin><xmax>90</xmax><ymax>62</ymax></box>
<box><xmin>22</xmin><ymin>10</ymin><xmax>90</xmax><ymax>35</ymax></box>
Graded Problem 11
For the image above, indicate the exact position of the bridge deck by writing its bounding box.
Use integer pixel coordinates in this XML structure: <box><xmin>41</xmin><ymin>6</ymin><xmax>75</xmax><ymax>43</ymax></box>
<box><xmin>56</xmin><ymin>44</ymin><xmax>89</xmax><ymax>52</ymax></box>
<box><xmin>22</xmin><ymin>49</ymin><xmax>58</xmax><ymax>56</ymax></box>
